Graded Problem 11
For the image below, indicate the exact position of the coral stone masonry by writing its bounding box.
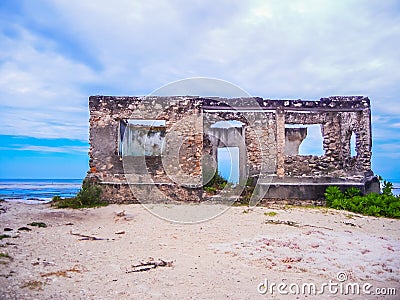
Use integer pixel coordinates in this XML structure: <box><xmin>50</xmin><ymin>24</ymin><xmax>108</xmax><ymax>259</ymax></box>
<box><xmin>86</xmin><ymin>95</ymin><xmax>379</xmax><ymax>204</ymax></box>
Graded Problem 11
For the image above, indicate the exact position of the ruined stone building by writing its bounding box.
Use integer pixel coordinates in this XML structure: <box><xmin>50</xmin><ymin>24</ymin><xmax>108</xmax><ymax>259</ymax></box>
<box><xmin>86</xmin><ymin>95</ymin><xmax>379</xmax><ymax>204</ymax></box>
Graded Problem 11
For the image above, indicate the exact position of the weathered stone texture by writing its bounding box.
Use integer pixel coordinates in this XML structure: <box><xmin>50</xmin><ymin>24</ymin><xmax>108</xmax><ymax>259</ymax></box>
<box><xmin>86</xmin><ymin>95</ymin><xmax>377</xmax><ymax>203</ymax></box>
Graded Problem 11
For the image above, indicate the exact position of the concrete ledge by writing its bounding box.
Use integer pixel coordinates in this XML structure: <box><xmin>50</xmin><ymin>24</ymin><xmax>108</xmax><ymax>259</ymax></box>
<box><xmin>96</xmin><ymin>176</ymin><xmax>380</xmax><ymax>203</ymax></box>
<box><xmin>259</xmin><ymin>176</ymin><xmax>380</xmax><ymax>200</ymax></box>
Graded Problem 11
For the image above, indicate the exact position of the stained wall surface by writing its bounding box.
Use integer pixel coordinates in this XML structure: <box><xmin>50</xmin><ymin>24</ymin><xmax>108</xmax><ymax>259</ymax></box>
<box><xmin>87</xmin><ymin>95</ymin><xmax>377</xmax><ymax>203</ymax></box>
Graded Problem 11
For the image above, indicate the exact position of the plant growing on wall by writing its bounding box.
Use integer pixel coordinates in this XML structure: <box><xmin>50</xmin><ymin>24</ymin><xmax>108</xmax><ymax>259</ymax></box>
<box><xmin>203</xmin><ymin>169</ymin><xmax>228</xmax><ymax>195</ymax></box>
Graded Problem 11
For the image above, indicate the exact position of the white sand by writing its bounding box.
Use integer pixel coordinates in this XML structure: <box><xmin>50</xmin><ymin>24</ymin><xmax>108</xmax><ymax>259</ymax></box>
<box><xmin>0</xmin><ymin>201</ymin><xmax>399</xmax><ymax>299</ymax></box>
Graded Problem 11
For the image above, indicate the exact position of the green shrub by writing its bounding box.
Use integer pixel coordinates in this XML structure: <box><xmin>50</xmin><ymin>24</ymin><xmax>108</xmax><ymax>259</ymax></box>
<box><xmin>52</xmin><ymin>180</ymin><xmax>106</xmax><ymax>209</ymax></box>
<box><xmin>324</xmin><ymin>179</ymin><xmax>400</xmax><ymax>218</ymax></box>
<box><xmin>203</xmin><ymin>169</ymin><xmax>228</xmax><ymax>193</ymax></box>
<box><xmin>324</xmin><ymin>186</ymin><xmax>343</xmax><ymax>207</ymax></box>
<box><xmin>382</xmin><ymin>180</ymin><xmax>394</xmax><ymax>196</ymax></box>
<box><xmin>345</xmin><ymin>187</ymin><xmax>361</xmax><ymax>198</ymax></box>
<box><xmin>203</xmin><ymin>186</ymin><xmax>217</xmax><ymax>194</ymax></box>
<box><xmin>204</xmin><ymin>170</ymin><xmax>228</xmax><ymax>188</ymax></box>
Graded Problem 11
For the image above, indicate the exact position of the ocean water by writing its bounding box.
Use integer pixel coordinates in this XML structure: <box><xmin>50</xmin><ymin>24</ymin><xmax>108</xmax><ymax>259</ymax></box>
<box><xmin>393</xmin><ymin>185</ymin><xmax>400</xmax><ymax>196</ymax></box>
<box><xmin>0</xmin><ymin>179</ymin><xmax>398</xmax><ymax>204</ymax></box>
<box><xmin>0</xmin><ymin>179</ymin><xmax>82</xmax><ymax>204</ymax></box>
<box><xmin>386</xmin><ymin>180</ymin><xmax>400</xmax><ymax>196</ymax></box>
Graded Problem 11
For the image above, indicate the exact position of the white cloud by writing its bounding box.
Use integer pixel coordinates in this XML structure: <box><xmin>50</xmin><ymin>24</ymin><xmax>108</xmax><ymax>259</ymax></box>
<box><xmin>374</xmin><ymin>143</ymin><xmax>400</xmax><ymax>158</ymax></box>
<box><xmin>0</xmin><ymin>0</ymin><xmax>399</xmax><ymax>147</ymax></box>
<box><xmin>0</xmin><ymin>22</ymin><xmax>94</xmax><ymax>140</ymax></box>
<box><xmin>0</xmin><ymin>144</ymin><xmax>88</xmax><ymax>154</ymax></box>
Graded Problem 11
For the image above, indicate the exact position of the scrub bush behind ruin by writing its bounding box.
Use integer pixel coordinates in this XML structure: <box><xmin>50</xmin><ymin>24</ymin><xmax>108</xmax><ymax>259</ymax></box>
<box><xmin>52</xmin><ymin>180</ymin><xmax>106</xmax><ymax>209</ymax></box>
<box><xmin>325</xmin><ymin>179</ymin><xmax>400</xmax><ymax>218</ymax></box>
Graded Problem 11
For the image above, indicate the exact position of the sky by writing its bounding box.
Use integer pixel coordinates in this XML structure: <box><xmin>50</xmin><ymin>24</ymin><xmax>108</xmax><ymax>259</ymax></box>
<box><xmin>0</xmin><ymin>0</ymin><xmax>399</xmax><ymax>180</ymax></box>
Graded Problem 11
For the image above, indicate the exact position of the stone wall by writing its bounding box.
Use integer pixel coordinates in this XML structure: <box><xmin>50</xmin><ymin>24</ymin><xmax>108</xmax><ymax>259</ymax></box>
<box><xmin>86</xmin><ymin>95</ymin><xmax>377</xmax><ymax>203</ymax></box>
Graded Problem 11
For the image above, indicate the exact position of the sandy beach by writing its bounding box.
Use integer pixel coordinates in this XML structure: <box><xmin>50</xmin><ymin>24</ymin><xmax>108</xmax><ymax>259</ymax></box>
<box><xmin>0</xmin><ymin>201</ymin><xmax>399</xmax><ymax>299</ymax></box>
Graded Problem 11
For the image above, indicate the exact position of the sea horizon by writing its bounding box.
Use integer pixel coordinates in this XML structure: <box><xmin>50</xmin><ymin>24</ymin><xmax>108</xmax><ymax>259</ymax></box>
<box><xmin>0</xmin><ymin>178</ymin><xmax>83</xmax><ymax>204</ymax></box>
<box><xmin>0</xmin><ymin>177</ymin><xmax>399</xmax><ymax>204</ymax></box>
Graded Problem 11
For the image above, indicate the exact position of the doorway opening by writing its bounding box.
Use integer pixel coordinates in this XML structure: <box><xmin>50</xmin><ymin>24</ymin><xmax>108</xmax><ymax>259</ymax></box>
<box><xmin>217</xmin><ymin>146</ymin><xmax>239</xmax><ymax>184</ymax></box>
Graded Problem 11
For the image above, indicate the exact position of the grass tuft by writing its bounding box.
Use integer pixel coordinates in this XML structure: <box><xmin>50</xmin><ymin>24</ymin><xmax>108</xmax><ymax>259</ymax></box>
<box><xmin>21</xmin><ymin>280</ymin><xmax>44</xmax><ymax>291</ymax></box>
<box><xmin>0</xmin><ymin>253</ymin><xmax>12</xmax><ymax>259</ymax></box>
<box><xmin>0</xmin><ymin>234</ymin><xmax>11</xmax><ymax>240</ymax></box>
<box><xmin>0</xmin><ymin>252</ymin><xmax>13</xmax><ymax>264</ymax></box>
<box><xmin>27</xmin><ymin>222</ymin><xmax>47</xmax><ymax>228</ymax></box>
<box><xmin>264</xmin><ymin>211</ymin><xmax>278</xmax><ymax>217</ymax></box>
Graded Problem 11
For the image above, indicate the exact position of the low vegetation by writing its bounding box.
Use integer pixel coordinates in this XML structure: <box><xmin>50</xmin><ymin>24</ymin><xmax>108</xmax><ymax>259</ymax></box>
<box><xmin>235</xmin><ymin>177</ymin><xmax>256</xmax><ymax>206</ymax></box>
<box><xmin>0</xmin><ymin>253</ymin><xmax>12</xmax><ymax>259</ymax></box>
<box><xmin>20</xmin><ymin>280</ymin><xmax>44</xmax><ymax>291</ymax></box>
<box><xmin>325</xmin><ymin>178</ymin><xmax>400</xmax><ymax>218</ymax></box>
<box><xmin>27</xmin><ymin>222</ymin><xmax>47</xmax><ymax>228</ymax></box>
<box><xmin>0</xmin><ymin>234</ymin><xmax>11</xmax><ymax>240</ymax></box>
<box><xmin>203</xmin><ymin>170</ymin><xmax>229</xmax><ymax>195</ymax></box>
<box><xmin>52</xmin><ymin>180</ymin><xmax>106</xmax><ymax>209</ymax></box>
<box><xmin>264</xmin><ymin>211</ymin><xmax>278</xmax><ymax>217</ymax></box>
<box><xmin>0</xmin><ymin>252</ymin><xmax>13</xmax><ymax>265</ymax></box>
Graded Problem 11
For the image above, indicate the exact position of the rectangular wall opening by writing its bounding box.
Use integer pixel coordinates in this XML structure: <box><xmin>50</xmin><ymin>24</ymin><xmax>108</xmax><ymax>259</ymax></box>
<box><xmin>217</xmin><ymin>147</ymin><xmax>239</xmax><ymax>184</ymax></box>
<box><xmin>285</xmin><ymin>124</ymin><xmax>324</xmax><ymax>156</ymax></box>
<box><xmin>350</xmin><ymin>132</ymin><xmax>357</xmax><ymax>157</ymax></box>
<box><xmin>119</xmin><ymin>119</ymin><xmax>166</xmax><ymax>156</ymax></box>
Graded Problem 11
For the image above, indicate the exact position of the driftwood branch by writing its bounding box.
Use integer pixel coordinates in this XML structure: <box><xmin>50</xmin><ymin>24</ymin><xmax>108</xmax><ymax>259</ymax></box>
<box><xmin>303</xmin><ymin>224</ymin><xmax>333</xmax><ymax>231</ymax></box>
<box><xmin>265</xmin><ymin>219</ymin><xmax>299</xmax><ymax>227</ymax></box>
<box><xmin>126</xmin><ymin>260</ymin><xmax>173</xmax><ymax>273</ymax></box>
<box><xmin>70</xmin><ymin>231</ymin><xmax>109</xmax><ymax>241</ymax></box>
<box><xmin>265</xmin><ymin>219</ymin><xmax>333</xmax><ymax>231</ymax></box>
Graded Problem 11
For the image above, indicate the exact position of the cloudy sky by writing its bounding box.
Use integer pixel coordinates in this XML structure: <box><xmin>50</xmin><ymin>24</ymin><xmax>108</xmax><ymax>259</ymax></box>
<box><xmin>0</xmin><ymin>0</ymin><xmax>399</xmax><ymax>180</ymax></box>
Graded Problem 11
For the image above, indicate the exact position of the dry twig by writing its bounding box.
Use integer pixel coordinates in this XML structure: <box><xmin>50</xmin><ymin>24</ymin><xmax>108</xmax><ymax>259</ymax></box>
<box><xmin>70</xmin><ymin>231</ymin><xmax>109</xmax><ymax>241</ymax></box>
<box><xmin>126</xmin><ymin>260</ymin><xmax>173</xmax><ymax>273</ymax></box>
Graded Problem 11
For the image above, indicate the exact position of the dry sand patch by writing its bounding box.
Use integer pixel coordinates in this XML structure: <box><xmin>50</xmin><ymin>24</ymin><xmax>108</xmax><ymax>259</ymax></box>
<box><xmin>0</xmin><ymin>202</ymin><xmax>399</xmax><ymax>299</ymax></box>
